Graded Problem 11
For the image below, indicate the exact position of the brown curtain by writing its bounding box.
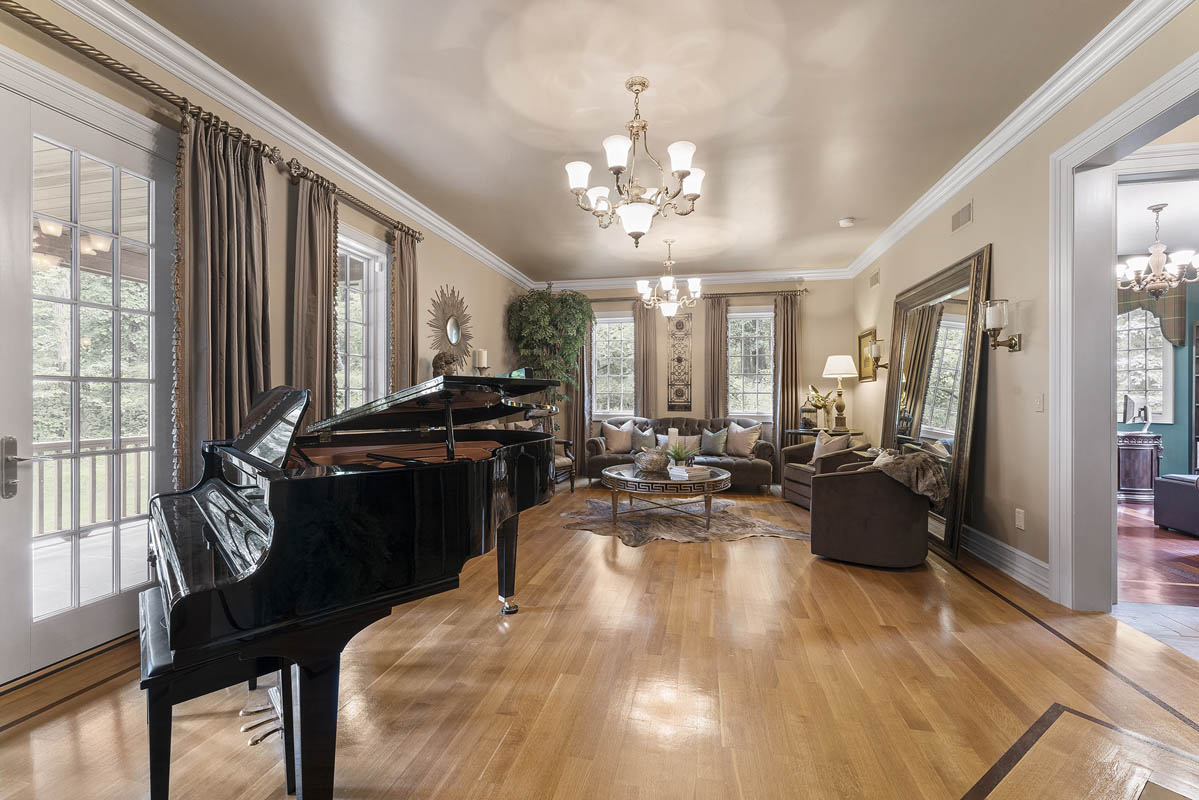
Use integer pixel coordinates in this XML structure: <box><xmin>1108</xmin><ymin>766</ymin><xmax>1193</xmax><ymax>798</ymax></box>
<box><xmin>389</xmin><ymin>229</ymin><xmax>419</xmax><ymax>390</ymax></box>
<box><xmin>772</xmin><ymin>292</ymin><xmax>802</xmax><ymax>465</ymax></box>
<box><xmin>897</xmin><ymin>305</ymin><xmax>944</xmax><ymax>437</ymax></box>
<box><xmin>633</xmin><ymin>302</ymin><xmax>657</xmax><ymax>417</ymax></box>
<box><xmin>1118</xmin><ymin>285</ymin><xmax>1185</xmax><ymax>347</ymax></box>
<box><xmin>289</xmin><ymin>178</ymin><xmax>337</xmax><ymax>423</ymax></box>
<box><xmin>705</xmin><ymin>296</ymin><xmax>729</xmax><ymax>418</ymax></box>
<box><xmin>564</xmin><ymin>319</ymin><xmax>593</xmax><ymax>476</ymax></box>
<box><xmin>174</xmin><ymin>115</ymin><xmax>271</xmax><ymax>486</ymax></box>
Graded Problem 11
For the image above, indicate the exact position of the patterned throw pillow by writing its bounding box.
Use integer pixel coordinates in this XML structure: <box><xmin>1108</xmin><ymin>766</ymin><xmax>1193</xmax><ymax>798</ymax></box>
<box><xmin>678</xmin><ymin>434</ymin><xmax>701</xmax><ymax>452</ymax></box>
<box><xmin>701</xmin><ymin>428</ymin><xmax>728</xmax><ymax>455</ymax></box>
<box><xmin>726</xmin><ymin>421</ymin><xmax>762</xmax><ymax>457</ymax></box>
<box><xmin>632</xmin><ymin>427</ymin><xmax>656</xmax><ymax>452</ymax></box>
<box><xmin>601</xmin><ymin>419</ymin><xmax>636</xmax><ymax>453</ymax></box>
<box><xmin>810</xmin><ymin>430</ymin><xmax>851</xmax><ymax>463</ymax></box>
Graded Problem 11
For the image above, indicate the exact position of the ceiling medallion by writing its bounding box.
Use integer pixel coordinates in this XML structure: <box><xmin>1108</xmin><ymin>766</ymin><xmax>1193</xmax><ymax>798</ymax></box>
<box><xmin>564</xmin><ymin>76</ymin><xmax>706</xmax><ymax>247</ymax></box>
<box><xmin>1117</xmin><ymin>203</ymin><xmax>1198</xmax><ymax>299</ymax></box>
<box><xmin>637</xmin><ymin>239</ymin><xmax>700</xmax><ymax>317</ymax></box>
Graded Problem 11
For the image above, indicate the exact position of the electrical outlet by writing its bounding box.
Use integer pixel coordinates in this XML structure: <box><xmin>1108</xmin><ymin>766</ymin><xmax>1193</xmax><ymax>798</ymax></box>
<box><xmin>1015</xmin><ymin>508</ymin><xmax>1025</xmax><ymax>530</ymax></box>
<box><xmin>1033</xmin><ymin>393</ymin><xmax>1045</xmax><ymax>413</ymax></box>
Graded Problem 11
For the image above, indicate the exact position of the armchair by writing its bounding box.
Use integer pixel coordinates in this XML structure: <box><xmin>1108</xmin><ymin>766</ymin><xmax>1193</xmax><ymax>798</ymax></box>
<box><xmin>809</xmin><ymin>467</ymin><xmax>929</xmax><ymax>568</ymax></box>
<box><xmin>555</xmin><ymin>439</ymin><xmax>576</xmax><ymax>492</ymax></box>
<box><xmin>780</xmin><ymin>437</ymin><xmax>869</xmax><ymax>509</ymax></box>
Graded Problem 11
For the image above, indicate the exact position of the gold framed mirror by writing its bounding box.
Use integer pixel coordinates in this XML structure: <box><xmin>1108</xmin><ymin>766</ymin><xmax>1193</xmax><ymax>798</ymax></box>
<box><xmin>880</xmin><ymin>245</ymin><xmax>990</xmax><ymax>558</ymax></box>
<box><xmin>427</xmin><ymin>285</ymin><xmax>473</xmax><ymax>366</ymax></box>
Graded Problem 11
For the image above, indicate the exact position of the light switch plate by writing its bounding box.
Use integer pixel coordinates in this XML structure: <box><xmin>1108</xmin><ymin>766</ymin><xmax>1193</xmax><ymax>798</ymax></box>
<box><xmin>1034</xmin><ymin>393</ymin><xmax>1045</xmax><ymax>413</ymax></box>
<box><xmin>1015</xmin><ymin>508</ymin><xmax>1026</xmax><ymax>530</ymax></box>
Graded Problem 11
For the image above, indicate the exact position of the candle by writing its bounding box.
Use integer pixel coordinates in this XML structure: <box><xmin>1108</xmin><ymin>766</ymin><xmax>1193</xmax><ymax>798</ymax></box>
<box><xmin>473</xmin><ymin>349</ymin><xmax>488</xmax><ymax>369</ymax></box>
<box><xmin>985</xmin><ymin>304</ymin><xmax>1004</xmax><ymax>331</ymax></box>
<box><xmin>870</xmin><ymin>340</ymin><xmax>880</xmax><ymax>359</ymax></box>
<box><xmin>667</xmin><ymin>427</ymin><xmax>678</xmax><ymax>448</ymax></box>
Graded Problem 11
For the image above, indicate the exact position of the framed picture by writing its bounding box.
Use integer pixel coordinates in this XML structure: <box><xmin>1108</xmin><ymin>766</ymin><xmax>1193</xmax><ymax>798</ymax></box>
<box><xmin>857</xmin><ymin>328</ymin><xmax>877</xmax><ymax>382</ymax></box>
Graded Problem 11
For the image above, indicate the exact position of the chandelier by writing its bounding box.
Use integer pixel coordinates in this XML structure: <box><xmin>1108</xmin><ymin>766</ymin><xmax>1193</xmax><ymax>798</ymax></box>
<box><xmin>637</xmin><ymin>239</ymin><xmax>700</xmax><ymax>317</ymax></box>
<box><xmin>564</xmin><ymin>76</ymin><xmax>705</xmax><ymax>247</ymax></box>
<box><xmin>1117</xmin><ymin>203</ymin><xmax>1198</xmax><ymax>299</ymax></box>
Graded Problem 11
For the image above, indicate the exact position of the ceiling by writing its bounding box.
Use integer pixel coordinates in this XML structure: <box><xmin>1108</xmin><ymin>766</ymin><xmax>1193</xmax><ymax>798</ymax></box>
<box><xmin>127</xmin><ymin>0</ymin><xmax>1131</xmax><ymax>283</ymax></box>
<box><xmin>1118</xmin><ymin>178</ymin><xmax>1199</xmax><ymax>257</ymax></box>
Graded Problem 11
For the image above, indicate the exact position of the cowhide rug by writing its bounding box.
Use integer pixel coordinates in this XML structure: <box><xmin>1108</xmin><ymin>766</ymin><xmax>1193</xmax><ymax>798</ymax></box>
<box><xmin>561</xmin><ymin>497</ymin><xmax>810</xmax><ymax>548</ymax></box>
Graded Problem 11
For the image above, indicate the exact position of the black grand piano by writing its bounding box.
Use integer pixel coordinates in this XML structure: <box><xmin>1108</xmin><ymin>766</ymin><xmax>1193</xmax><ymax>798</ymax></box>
<box><xmin>139</xmin><ymin>375</ymin><xmax>558</xmax><ymax>799</ymax></box>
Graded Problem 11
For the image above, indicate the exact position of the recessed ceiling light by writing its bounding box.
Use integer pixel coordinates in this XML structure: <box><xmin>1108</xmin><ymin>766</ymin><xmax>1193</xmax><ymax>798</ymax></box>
<box><xmin>838</xmin><ymin>217</ymin><xmax>856</xmax><ymax>228</ymax></box>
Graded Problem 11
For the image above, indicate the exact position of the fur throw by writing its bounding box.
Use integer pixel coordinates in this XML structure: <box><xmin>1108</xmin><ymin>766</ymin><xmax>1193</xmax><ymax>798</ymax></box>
<box><xmin>861</xmin><ymin>451</ymin><xmax>950</xmax><ymax>511</ymax></box>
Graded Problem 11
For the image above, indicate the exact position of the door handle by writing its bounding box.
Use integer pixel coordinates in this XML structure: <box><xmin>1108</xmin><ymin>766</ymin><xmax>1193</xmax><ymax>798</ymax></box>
<box><xmin>2</xmin><ymin>436</ymin><xmax>45</xmax><ymax>500</ymax></box>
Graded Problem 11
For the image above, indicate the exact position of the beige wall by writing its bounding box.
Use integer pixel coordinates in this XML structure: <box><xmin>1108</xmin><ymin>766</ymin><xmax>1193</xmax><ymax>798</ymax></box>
<box><xmin>852</xmin><ymin>3</ymin><xmax>1199</xmax><ymax>562</ymax></box>
<box><xmin>0</xmin><ymin>0</ymin><xmax>526</xmax><ymax>390</ymax></box>
<box><xmin>584</xmin><ymin>278</ymin><xmax>860</xmax><ymax>426</ymax></box>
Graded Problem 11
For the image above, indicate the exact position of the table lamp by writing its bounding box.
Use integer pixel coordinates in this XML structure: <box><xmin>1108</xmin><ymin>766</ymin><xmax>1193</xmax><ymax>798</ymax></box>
<box><xmin>822</xmin><ymin>355</ymin><xmax>857</xmax><ymax>431</ymax></box>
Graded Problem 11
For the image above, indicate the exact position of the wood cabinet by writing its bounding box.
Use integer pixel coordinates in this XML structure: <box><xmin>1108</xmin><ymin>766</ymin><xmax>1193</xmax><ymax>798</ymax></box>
<box><xmin>1117</xmin><ymin>432</ymin><xmax>1162</xmax><ymax>504</ymax></box>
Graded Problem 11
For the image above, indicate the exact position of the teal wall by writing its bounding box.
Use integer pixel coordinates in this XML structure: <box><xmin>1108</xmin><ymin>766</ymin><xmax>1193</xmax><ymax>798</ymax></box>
<box><xmin>1117</xmin><ymin>283</ymin><xmax>1196</xmax><ymax>476</ymax></box>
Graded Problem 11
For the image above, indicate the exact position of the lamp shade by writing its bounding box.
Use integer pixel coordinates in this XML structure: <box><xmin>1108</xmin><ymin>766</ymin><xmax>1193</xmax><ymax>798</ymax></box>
<box><xmin>681</xmin><ymin>168</ymin><xmax>705</xmax><ymax>198</ymax></box>
<box><xmin>586</xmin><ymin>186</ymin><xmax>611</xmax><ymax>211</ymax></box>
<box><xmin>822</xmin><ymin>354</ymin><xmax>857</xmax><ymax>379</ymax></box>
<box><xmin>603</xmin><ymin>134</ymin><xmax>632</xmax><ymax>170</ymax></box>
<box><xmin>565</xmin><ymin>161</ymin><xmax>591</xmax><ymax>191</ymax></box>
<box><xmin>667</xmin><ymin>141</ymin><xmax>696</xmax><ymax>172</ymax></box>
<box><xmin>635</xmin><ymin>279</ymin><xmax>651</xmax><ymax>294</ymax></box>
<box><xmin>616</xmin><ymin>202</ymin><xmax>655</xmax><ymax>237</ymax></box>
<box><xmin>659</xmin><ymin>301</ymin><xmax>680</xmax><ymax>317</ymax></box>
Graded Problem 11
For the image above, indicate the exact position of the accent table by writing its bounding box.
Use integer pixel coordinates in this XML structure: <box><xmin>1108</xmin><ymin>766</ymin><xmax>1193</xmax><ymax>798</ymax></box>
<box><xmin>600</xmin><ymin>464</ymin><xmax>732</xmax><ymax>530</ymax></box>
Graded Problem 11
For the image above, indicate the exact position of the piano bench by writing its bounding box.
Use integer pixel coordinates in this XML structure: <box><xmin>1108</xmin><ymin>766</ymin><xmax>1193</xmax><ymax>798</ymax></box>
<box><xmin>139</xmin><ymin>589</ymin><xmax>295</xmax><ymax>799</ymax></box>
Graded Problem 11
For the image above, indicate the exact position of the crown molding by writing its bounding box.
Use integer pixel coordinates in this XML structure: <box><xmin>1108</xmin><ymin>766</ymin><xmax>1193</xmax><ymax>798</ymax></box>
<box><xmin>544</xmin><ymin>266</ymin><xmax>854</xmax><ymax>291</ymax></box>
<box><xmin>843</xmin><ymin>0</ymin><xmax>1193</xmax><ymax>278</ymax></box>
<box><xmin>49</xmin><ymin>0</ymin><xmax>538</xmax><ymax>289</ymax></box>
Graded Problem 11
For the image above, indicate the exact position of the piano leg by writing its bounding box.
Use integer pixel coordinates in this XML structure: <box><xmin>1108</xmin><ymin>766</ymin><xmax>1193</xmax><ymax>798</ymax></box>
<box><xmin>146</xmin><ymin>685</ymin><xmax>172</xmax><ymax>800</ymax></box>
<box><xmin>293</xmin><ymin>656</ymin><xmax>342</xmax><ymax>800</ymax></box>
<box><xmin>281</xmin><ymin>665</ymin><xmax>297</xmax><ymax>795</ymax></box>
<box><xmin>497</xmin><ymin>515</ymin><xmax>518</xmax><ymax>615</ymax></box>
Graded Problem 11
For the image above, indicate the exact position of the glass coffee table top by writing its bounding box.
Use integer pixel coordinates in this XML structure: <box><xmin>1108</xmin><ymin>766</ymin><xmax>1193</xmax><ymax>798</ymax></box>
<box><xmin>600</xmin><ymin>464</ymin><xmax>732</xmax><ymax>529</ymax></box>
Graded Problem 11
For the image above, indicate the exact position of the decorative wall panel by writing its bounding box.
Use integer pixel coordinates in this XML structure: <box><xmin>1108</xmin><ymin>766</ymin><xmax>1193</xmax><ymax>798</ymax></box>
<box><xmin>667</xmin><ymin>313</ymin><xmax>692</xmax><ymax>412</ymax></box>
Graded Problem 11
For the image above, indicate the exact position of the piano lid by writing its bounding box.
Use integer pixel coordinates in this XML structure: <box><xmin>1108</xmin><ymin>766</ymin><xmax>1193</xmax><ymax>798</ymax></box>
<box><xmin>231</xmin><ymin>387</ymin><xmax>311</xmax><ymax>466</ymax></box>
<box><xmin>306</xmin><ymin>375</ymin><xmax>558</xmax><ymax>433</ymax></box>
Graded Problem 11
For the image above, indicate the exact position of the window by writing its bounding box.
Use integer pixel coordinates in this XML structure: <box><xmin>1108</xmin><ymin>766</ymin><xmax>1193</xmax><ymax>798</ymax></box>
<box><xmin>1116</xmin><ymin>308</ymin><xmax>1173</xmax><ymax>422</ymax></box>
<box><xmin>727</xmin><ymin>311</ymin><xmax>774</xmax><ymax>416</ymax></box>
<box><xmin>333</xmin><ymin>228</ymin><xmax>390</xmax><ymax>414</ymax></box>
<box><xmin>920</xmin><ymin>317</ymin><xmax>965</xmax><ymax>436</ymax></box>
<box><xmin>593</xmin><ymin>316</ymin><xmax>635</xmax><ymax>415</ymax></box>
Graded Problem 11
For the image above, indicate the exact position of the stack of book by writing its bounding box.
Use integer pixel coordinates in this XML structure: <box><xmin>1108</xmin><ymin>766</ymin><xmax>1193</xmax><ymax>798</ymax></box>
<box><xmin>668</xmin><ymin>465</ymin><xmax>710</xmax><ymax>481</ymax></box>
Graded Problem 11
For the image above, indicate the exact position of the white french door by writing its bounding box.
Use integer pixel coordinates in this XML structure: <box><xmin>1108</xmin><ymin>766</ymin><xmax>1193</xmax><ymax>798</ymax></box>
<box><xmin>0</xmin><ymin>75</ymin><xmax>173</xmax><ymax>683</ymax></box>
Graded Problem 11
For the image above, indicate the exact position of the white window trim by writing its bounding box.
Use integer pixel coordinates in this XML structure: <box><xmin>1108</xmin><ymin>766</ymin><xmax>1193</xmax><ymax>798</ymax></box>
<box><xmin>727</xmin><ymin>307</ymin><xmax>775</xmax><ymax>422</ymax></box>
<box><xmin>335</xmin><ymin>225</ymin><xmax>390</xmax><ymax>411</ymax></box>
<box><xmin>919</xmin><ymin>316</ymin><xmax>965</xmax><ymax>439</ymax></box>
<box><xmin>1115</xmin><ymin>308</ymin><xmax>1174</xmax><ymax>424</ymax></box>
<box><xmin>592</xmin><ymin>311</ymin><xmax>635</xmax><ymax>420</ymax></box>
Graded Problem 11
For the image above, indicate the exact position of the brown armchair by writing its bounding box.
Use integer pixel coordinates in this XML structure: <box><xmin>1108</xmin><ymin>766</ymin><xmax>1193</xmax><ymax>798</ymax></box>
<box><xmin>780</xmin><ymin>437</ymin><xmax>869</xmax><ymax>509</ymax></box>
<box><xmin>809</xmin><ymin>466</ymin><xmax>929</xmax><ymax>568</ymax></box>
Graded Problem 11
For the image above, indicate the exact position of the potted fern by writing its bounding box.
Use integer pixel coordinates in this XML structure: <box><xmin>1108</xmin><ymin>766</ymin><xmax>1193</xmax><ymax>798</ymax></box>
<box><xmin>663</xmin><ymin>442</ymin><xmax>699</xmax><ymax>468</ymax></box>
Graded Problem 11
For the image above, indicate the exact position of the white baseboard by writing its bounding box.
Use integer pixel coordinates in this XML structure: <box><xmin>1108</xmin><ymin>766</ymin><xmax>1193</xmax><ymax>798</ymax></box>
<box><xmin>960</xmin><ymin>525</ymin><xmax>1051</xmax><ymax>598</ymax></box>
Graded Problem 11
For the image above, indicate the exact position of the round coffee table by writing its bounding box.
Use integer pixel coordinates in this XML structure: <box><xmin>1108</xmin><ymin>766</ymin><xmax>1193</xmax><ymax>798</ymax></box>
<box><xmin>600</xmin><ymin>464</ymin><xmax>732</xmax><ymax>530</ymax></box>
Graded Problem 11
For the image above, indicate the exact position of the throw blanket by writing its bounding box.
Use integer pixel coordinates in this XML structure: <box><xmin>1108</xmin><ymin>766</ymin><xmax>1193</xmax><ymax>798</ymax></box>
<box><xmin>863</xmin><ymin>451</ymin><xmax>950</xmax><ymax>511</ymax></box>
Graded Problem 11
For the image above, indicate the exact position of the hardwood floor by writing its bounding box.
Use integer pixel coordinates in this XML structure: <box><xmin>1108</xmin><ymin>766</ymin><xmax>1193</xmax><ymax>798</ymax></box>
<box><xmin>2</xmin><ymin>488</ymin><xmax>1199</xmax><ymax>798</ymax></box>
<box><xmin>1118</xmin><ymin>503</ymin><xmax>1199</xmax><ymax>606</ymax></box>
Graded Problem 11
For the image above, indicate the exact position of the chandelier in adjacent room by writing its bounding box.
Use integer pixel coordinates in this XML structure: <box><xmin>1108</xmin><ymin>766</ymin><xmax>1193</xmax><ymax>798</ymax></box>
<box><xmin>564</xmin><ymin>76</ymin><xmax>705</xmax><ymax>247</ymax></box>
<box><xmin>1117</xmin><ymin>203</ymin><xmax>1199</xmax><ymax>299</ymax></box>
<box><xmin>637</xmin><ymin>239</ymin><xmax>700</xmax><ymax>317</ymax></box>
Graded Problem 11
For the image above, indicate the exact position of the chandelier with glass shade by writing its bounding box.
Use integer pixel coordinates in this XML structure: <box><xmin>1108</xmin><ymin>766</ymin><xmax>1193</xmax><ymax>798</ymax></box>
<box><xmin>564</xmin><ymin>76</ymin><xmax>705</xmax><ymax>247</ymax></box>
<box><xmin>1117</xmin><ymin>203</ymin><xmax>1199</xmax><ymax>299</ymax></box>
<box><xmin>637</xmin><ymin>239</ymin><xmax>700</xmax><ymax>317</ymax></box>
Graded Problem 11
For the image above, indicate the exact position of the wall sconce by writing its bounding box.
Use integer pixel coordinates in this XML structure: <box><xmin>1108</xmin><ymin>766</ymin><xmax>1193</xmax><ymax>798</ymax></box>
<box><xmin>869</xmin><ymin>336</ymin><xmax>890</xmax><ymax>370</ymax></box>
<box><xmin>982</xmin><ymin>299</ymin><xmax>1022</xmax><ymax>352</ymax></box>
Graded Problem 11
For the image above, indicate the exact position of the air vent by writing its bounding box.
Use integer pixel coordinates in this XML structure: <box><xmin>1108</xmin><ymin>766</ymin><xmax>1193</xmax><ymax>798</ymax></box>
<box><xmin>869</xmin><ymin>270</ymin><xmax>880</xmax><ymax>287</ymax></box>
<box><xmin>951</xmin><ymin>201</ymin><xmax>973</xmax><ymax>233</ymax></box>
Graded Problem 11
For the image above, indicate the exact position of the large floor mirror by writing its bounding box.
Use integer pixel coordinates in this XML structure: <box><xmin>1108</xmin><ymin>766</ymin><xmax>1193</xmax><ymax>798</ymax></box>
<box><xmin>880</xmin><ymin>245</ymin><xmax>991</xmax><ymax>558</ymax></box>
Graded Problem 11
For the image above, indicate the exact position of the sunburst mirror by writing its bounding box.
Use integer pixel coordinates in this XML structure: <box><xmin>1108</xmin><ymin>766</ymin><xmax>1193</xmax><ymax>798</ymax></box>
<box><xmin>427</xmin><ymin>285</ymin><xmax>473</xmax><ymax>365</ymax></box>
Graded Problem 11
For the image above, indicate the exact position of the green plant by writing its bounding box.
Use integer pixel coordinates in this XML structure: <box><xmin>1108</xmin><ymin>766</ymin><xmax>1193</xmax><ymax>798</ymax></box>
<box><xmin>505</xmin><ymin>284</ymin><xmax>595</xmax><ymax>402</ymax></box>
<box><xmin>663</xmin><ymin>443</ymin><xmax>698</xmax><ymax>464</ymax></box>
<box><xmin>806</xmin><ymin>384</ymin><xmax>834</xmax><ymax>409</ymax></box>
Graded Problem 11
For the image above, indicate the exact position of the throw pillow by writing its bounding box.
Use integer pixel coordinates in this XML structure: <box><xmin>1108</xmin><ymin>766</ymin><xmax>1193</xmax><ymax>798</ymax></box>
<box><xmin>726</xmin><ymin>421</ymin><xmax>762</xmax><ymax>457</ymax></box>
<box><xmin>810</xmin><ymin>430</ymin><xmax>851</xmax><ymax>463</ymax></box>
<box><xmin>701</xmin><ymin>428</ymin><xmax>728</xmax><ymax>456</ymax></box>
<box><xmin>632</xmin><ymin>427</ymin><xmax>656</xmax><ymax>452</ymax></box>
<box><xmin>656</xmin><ymin>433</ymin><xmax>670</xmax><ymax>448</ymax></box>
<box><xmin>601</xmin><ymin>419</ymin><xmax>636</xmax><ymax>453</ymax></box>
<box><xmin>678</xmin><ymin>434</ymin><xmax>701</xmax><ymax>453</ymax></box>
<box><xmin>923</xmin><ymin>440</ymin><xmax>951</xmax><ymax>458</ymax></box>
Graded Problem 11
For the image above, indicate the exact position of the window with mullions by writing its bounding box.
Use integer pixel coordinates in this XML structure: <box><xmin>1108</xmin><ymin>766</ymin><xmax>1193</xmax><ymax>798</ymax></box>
<box><xmin>728</xmin><ymin>312</ymin><xmax>774</xmax><ymax>416</ymax></box>
<box><xmin>333</xmin><ymin>230</ymin><xmax>390</xmax><ymax>414</ymax></box>
<box><xmin>920</xmin><ymin>318</ymin><xmax>965</xmax><ymax>436</ymax></box>
<box><xmin>593</xmin><ymin>317</ymin><xmax>635</xmax><ymax>415</ymax></box>
<box><xmin>1116</xmin><ymin>308</ymin><xmax>1173</xmax><ymax>422</ymax></box>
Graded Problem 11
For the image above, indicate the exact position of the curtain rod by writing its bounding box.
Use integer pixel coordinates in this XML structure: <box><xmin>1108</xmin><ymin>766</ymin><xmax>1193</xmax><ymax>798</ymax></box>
<box><xmin>586</xmin><ymin>288</ymin><xmax>810</xmax><ymax>303</ymax></box>
<box><xmin>0</xmin><ymin>0</ymin><xmax>424</xmax><ymax>243</ymax></box>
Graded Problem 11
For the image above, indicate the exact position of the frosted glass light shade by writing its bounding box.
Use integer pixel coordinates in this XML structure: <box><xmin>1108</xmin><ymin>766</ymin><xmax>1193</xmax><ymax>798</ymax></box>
<box><xmin>565</xmin><ymin>161</ymin><xmax>591</xmax><ymax>191</ymax></box>
<box><xmin>603</xmin><ymin>135</ymin><xmax>632</xmax><ymax>170</ymax></box>
<box><xmin>38</xmin><ymin>218</ymin><xmax>63</xmax><ymax>237</ymax></box>
<box><xmin>659</xmin><ymin>274</ymin><xmax>675</xmax><ymax>291</ymax></box>
<box><xmin>616</xmin><ymin>202</ymin><xmax>655</xmax><ymax>237</ymax></box>
<box><xmin>982</xmin><ymin>299</ymin><xmax>1009</xmax><ymax>332</ymax></box>
<box><xmin>682</xmin><ymin>168</ymin><xmax>705</xmax><ymax>198</ymax></box>
<box><xmin>88</xmin><ymin>233</ymin><xmax>113</xmax><ymax>253</ymax></box>
<box><xmin>667</xmin><ymin>141</ymin><xmax>696</xmax><ymax>173</ymax></box>
<box><xmin>635</xmin><ymin>279</ymin><xmax>651</xmax><ymax>294</ymax></box>
<box><xmin>1169</xmin><ymin>249</ymin><xmax>1194</xmax><ymax>265</ymax></box>
<box><xmin>687</xmin><ymin>277</ymin><xmax>702</xmax><ymax>293</ymax></box>
<box><xmin>586</xmin><ymin>186</ymin><xmax>611</xmax><ymax>211</ymax></box>
<box><xmin>822</xmin><ymin>354</ymin><xmax>857</xmax><ymax>379</ymax></box>
<box><xmin>1126</xmin><ymin>255</ymin><xmax>1150</xmax><ymax>272</ymax></box>
<box><xmin>659</xmin><ymin>301</ymin><xmax>680</xmax><ymax>317</ymax></box>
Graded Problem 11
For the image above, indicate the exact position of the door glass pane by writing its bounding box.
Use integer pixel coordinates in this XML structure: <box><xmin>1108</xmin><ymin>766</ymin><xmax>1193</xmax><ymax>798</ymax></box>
<box><xmin>78</xmin><ymin>307</ymin><xmax>114</xmax><ymax>377</ymax></box>
<box><xmin>33</xmin><ymin>139</ymin><xmax>70</xmax><ymax>220</ymax></box>
<box><xmin>120</xmin><ymin>313</ymin><xmax>150</xmax><ymax>378</ymax></box>
<box><xmin>78</xmin><ymin>527</ymin><xmax>113</xmax><ymax>603</ymax></box>
<box><xmin>122</xmin><ymin>451</ymin><xmax>150</xmax><ymax>518</ymax></box>
<box><xmin>32</xmin><ymin>380</ymin><xmax>70</xmax><ymax>444</ymax></box>
<box><xmin>119</xmin><ymin>242</ymin><xmax>150</xmax><ymax>309</ymax></box>
<box><xmin>120</xmin><ymin>382</ymin><xmax>150</xmax><ymax>445</ymax></box>
<box><xmin>79</xmin><ymin>381</ymin><xmax>113</xmax><ymax>448</ymax></box>
<box><xmin>32</xmin><ymin>458</ymin><xmax>72</xmax><ymax>536</ymax></box>
<box><xmin>32</xmin><ymin>219</ymin><xmax>71</xmax><ymax>298</ymax></box>
<box><xmin>79</xmin><ymin>155</ymin><xmax>113</xmax><ymax>232</ymax></box>
<box><xmin>119</xmin><ymin>520</ymin><xmax>148</xmax><ymax>589</ymax></box>
<box><xmin>32</xmin><ymin>536</ymin><xmax>72</xmax><ymax>617</ymax></box>
<box><xmin>79</xmin><ymin>454</ymin><xmax>112</xmax><ymax>526</ymax></box>
<box><xmin>32</xmin><ymin>300</ymin><xmax>71</xmax><ymax>376</ymax></box>
<box><xmin>119</xmin><ymin>173</ymin><xmax>149</xmax><ymax>242</ymax></box>
<box><xmin>79</xmin><ymin>234</ymin><xmax>114</xmax><ymax>305</ymax></box>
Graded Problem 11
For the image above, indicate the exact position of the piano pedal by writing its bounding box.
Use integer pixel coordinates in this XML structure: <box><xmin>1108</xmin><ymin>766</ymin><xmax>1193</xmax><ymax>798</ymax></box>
<box><xmin>499</xmin><ymin>596</ymin><xmax>518</xmax><ymax>615</ymax></box>
<box><xmin>240</xmin><ymin>715</ymin><xmax>278</xmax><ymax>733</ymax></box>
<box><xmin>248</xmin><ymin>724</ymin><xmax>283</xmax><ymax>746</ymax></box>
<box><xmin>239</xmin><ymin>703</ymin><xmax>273</xmax><ymax>716</ymax></box>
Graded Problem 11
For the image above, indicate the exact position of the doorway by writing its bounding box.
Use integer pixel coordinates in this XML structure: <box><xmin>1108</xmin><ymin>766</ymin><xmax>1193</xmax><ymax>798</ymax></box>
<box><xmin>0</xmin><ymin>60</ymin><xmax>174</xmax><ymax>684</ymax></box>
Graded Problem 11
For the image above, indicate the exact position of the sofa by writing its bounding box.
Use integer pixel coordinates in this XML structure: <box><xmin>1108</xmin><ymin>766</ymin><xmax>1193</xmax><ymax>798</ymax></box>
<box><xmin>809</xmin><ymin>465</ymin><xmax>930</xmax><ymax>568</ymax></box>
<box><xmin>780</xmin><ymin>435</ymin><xmax>870</xmax><ymax>509</ymax></box>
<box><xmin>1154</xmin><ymin>474</ymin><xmax>1199</xmax><ymax>536</ymax></box>
<box><xmin>584</xmin><ymin>416</ymin><xmax>775</xmax><ymax>490</ymax></box>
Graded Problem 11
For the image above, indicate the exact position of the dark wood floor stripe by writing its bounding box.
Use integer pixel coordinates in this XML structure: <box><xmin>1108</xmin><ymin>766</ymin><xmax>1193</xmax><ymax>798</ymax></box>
<box><xmin>959</xmin><ymin>704</ymin><xmax>1066</xmax><ymax>799</ymax></box>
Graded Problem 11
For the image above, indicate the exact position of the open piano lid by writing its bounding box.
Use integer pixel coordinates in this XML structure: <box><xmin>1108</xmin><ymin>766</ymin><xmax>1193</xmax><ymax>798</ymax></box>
<box><xmin>231</xmin><ymin>387</ymin><xmax>311</xmax><ymax>466</ymax></box>
<box><xmin>307</xmin><ymin>374</ymin><xmax>558</xmax><ymax>434</ymax></box>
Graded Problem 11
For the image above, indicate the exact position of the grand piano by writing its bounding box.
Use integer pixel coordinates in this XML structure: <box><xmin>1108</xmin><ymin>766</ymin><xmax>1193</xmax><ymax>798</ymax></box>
<box><xmin>140</xmin><ymin>375</ymin><xmax>558</xmax><ymax>799</ymax></box>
